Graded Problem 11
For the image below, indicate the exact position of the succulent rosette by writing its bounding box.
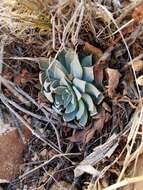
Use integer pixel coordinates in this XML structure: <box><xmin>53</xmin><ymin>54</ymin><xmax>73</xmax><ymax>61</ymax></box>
<box><xmin>39</xmin><ymin>50</ymin><xmax>104</xmax><ymax>127</ymax></box>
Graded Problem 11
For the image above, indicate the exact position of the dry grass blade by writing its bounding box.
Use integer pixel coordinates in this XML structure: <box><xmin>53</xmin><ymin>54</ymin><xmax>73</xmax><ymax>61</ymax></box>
<box><xmin>103</xmin><ymin>175</ymin><xmax>143</xmax><ymax>190</ymax></box>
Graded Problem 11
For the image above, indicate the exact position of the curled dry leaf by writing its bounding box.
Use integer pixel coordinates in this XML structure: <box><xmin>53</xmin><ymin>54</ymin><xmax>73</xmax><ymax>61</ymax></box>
<box><xmin>137</xmin><ymin>75</ymin><xmax>143</xmax><ymax>86</ymax></box>
<box><xmin>94</xmin><ymin>109</ymin><xmax>111</xmax><ymax>132</ymax></box>
<box><xmin>67</xmin><ymin>124</ymin><xmax>96</xmax><ymax>145</ymax></box>
<box><xmin>132</xmin><ymin>60</ymin><xmax>143</xmax><ymax>72</ymax></box>
<box><xmin>105</xmin><ymin>68</ymin><xmax>121</xmax><ymax>98</ymax></box>
<box><xmin>84</xmin><ymin>42</ymin><xmax>103</xmax><ymax>60</ymax></box>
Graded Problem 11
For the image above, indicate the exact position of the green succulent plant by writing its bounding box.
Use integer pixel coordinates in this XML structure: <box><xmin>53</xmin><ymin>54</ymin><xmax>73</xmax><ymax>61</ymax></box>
<box><xmin>39</xmin><ymin>50</ymin><xmax>104</xmax><ymax>128</ymax></box>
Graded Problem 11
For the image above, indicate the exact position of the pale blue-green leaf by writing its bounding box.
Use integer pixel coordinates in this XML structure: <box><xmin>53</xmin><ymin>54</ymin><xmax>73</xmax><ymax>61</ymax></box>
<box><xmin>96</xmin><ymin>93</ymin><xmax>104</xmax><ymax>104</ymax></box>
<box><xmin>55</xmin><ymin>95</ymin><xmax>64</xmax><ymax>106</ymax></box>
<box><xmin>54</xmin><ymin>86</ymin><xmax>66</xmax><ymax>95</ymax></box>
<box><xmin>82</xmin><ymin>93</ymin><xmax>97</xmax><ymax>115</ymax></box>
<box><xmin>73</xmin><ymin>78</ymin><xmax>86</xmax><ymax>93</ymax></box>
<box><xmin>63</xmin><ymin>108</ymin><xmax>78</xmax><ymax>122</ymax></box>
<box><xmin>81</xmin><ymin>55</ymin><xmax>92</xmax><ymax>67</ymax></box>
<box><xmin>65</xmin><ymin>50</ymin><xmax>75</xmax><ymax>73</ymax></box>
<box><xmin>64</xmin><ymin>94</ymin><xmax>72</xmax><ymax>108</ymax></box>
<box><xmin>71</xmin><ymin>92</ymin><xmax>77</xmax><ymax>105</ymax></box>
<box><xmin>52</xmin><ymin>105</ymin><xmax>62</xmax><ymax>115</ymax></box>
<box><xmin>43</xmin><ymin>79</ymin><xmax>51</xmax><ymax>91</ymax></box>
<box><xmin>82</xmin><ymin>67</ymin><xmax>94</xmax><ymax>82</ymax></box>
<box><xmin>38</xmin><ymin>57</ymin><xmax>50</xmax><ymax>70</ymax></box>
<box><xmin>78</xmin><ymin>107</ymin><xmax>88</xmax><ymax>127</ymax></box>
<box><xmin>57</xmin><ymin>51</ymin><xmax>69</xmax><ymax>73</ymax></box>
<box><xmin>65</xmin><ymin>101</ymin><xmax>77</xmax><ymax>113</ymax></box>
<box><xmin>60</xmin><ymin>77</ymin><xmax>72</xmax><ymax>87</ymax></box>
<box><xmin>73</xmin><ymin>86</ymin><xmax>82</xmax><ymax>101</ymax></box>
<box><xmin>76</xmin><ymin>99</ymin><xmax>85</xmax><ymax>120</ymax></box>
<box><xmin>50</xmin><ymin>80</ymin><xmax>60</xmax><ymax>92</ymax></box>
<box><xmin>39</xmin><ymin>72</ymin><xmax>48</xmax><ymax>84</ymax></box>
<box><xmin>62</xmin><ymin>89</ymin><xmax>72</xmax><ymax>108</ymax></box>
<box><xmin>48</xmin><ymin>65</ymin><xmax>66</xmax><ymax>81</ymax></box>
<box><xmin>43</xmin><ymin>91</ymin><xmax>54</xmax><ymax>103</ymax></box>
<box><xmin>53</xmin><ymin>59</ymin><xmax>68</xmax><ymax>75</ymax></box>
<box><xmin>70</xmin><ymin>51</ymin><xmax>83</xmax><ymax>79</ymax></box>
<box><xmin>86</xmin><ymin>83</ymin><xmax>100</xmax><ymax>97</ymax></box>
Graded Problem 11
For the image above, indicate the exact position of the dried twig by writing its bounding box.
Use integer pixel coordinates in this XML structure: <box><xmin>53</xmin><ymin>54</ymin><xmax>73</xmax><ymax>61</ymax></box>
<box><xmin>19</xmin><ymin>153</ymin><xmax>80</xmax><ymax>180</ymax></box>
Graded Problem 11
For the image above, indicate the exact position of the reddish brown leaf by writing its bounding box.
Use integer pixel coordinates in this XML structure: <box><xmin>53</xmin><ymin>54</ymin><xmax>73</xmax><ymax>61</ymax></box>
<box><xmin>67</xmin><ymin>124</ymin><xmax>96</xmax><ymax>145</ymax></box>
<box><xmin>14</xmin><ymin>69</ymin><xmax>38</xmax><ymax>85</ymax></box>
<box><xmin>132</xmin><ymin>3</ymin><xmax>143</xmax><ymax>23</ymax></box>
<box><xmin>105</xmin><ymin>68</ymin><xmax>121</xmax><ymax>98</ymax></box>
<box><xmin>84</xmin><ymin>42</ymin><xmax>103</xmax><ymax>60</ymax></box>
<box><xmin>94</xmin><ymin>110</ymin><xmax>111</xmax><ymax>132</ymax></box>
<box><xmin>93</xmin><ymin>65</ymin><xmax>104</xmax><ymax>88</ymax></box>
<box><xmin>0</xmin><ymin>127</ymin><xmax>31</xmax><ymax>181</ymax></box>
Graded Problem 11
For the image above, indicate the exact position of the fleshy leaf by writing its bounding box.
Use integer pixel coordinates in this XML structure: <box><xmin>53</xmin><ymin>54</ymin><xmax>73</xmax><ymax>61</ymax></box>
<box><xmin>65</xmin><ymin>50</ymin><xmax>83</xmax><ymax>79</ymax></box>
<box><xmin>43</xmin><ymin>91</ymin><xmax>54</xmax><ymax>103</ymax></box>
<box><xmin>64</xmin><ymin>50</ymin><xmax>74</xmax><ymax>73</ymax></box>
<box><xmin>70</xmin><ymin>52</ymin><xmax>83</xmax><ymax>79</ymax></box>
<box><xmin>53</xmin><ymin>59</ymin><xmax>68</xmax><ymax>75</ymax></box>
<box><xmin>82</xmin><ymin>93</ymin><xmax>97</xmax><ymax>116</ymax></box>
<box><xmin>48</xmin><ymin>65</ymin><xmax>66</xmax><ymax>80</ymax></box>
<box><xmin>76</xmin><ymin>99</ymin><xmax>85</xmax><ymax>120</ymax></box>
<box><xmin>50</xmin><ymin>80</ymin><xmax>59</xmax><ymax>92</ymax></box>
<box><xmin>81</xmin><ymin>55</ymin><xmax>92</xmax><ymax>67</ymax></box>
<box><xmin>73</xmin><ymin>78</ymin><xmax>86</xmax><ymax>93</ymax></box>
<box><xmin>85</xmin><ymin>83</ymin><xmax>104</xmax><ymax>104</ymax></box>
<box><xmin>43</xmin><ymin>79</ymin><xmax>51</xmax><ymax>91</ymax></box>
<box><xmin>62</xmin><ymin>89</ymin><xmax>72</xmax><ymax>108</ymax></box>
<box><xmin>39</xmin><ymin>72</ymin><xmax>48</xmax><ymax>85</ymax></box>
<box><xmin>38</xmin><ymin>57</ymin><xmax>50</xmax><ymax>70</ymax></box>
<box><xmin>55</xmin><ymin>95</ymin><xmax>64</xmax><ymax>106</ymax></box>
<box><xmin>65</xmin><ymin>102</ymin><xmax>77</xmax><ymax>113</ymax></box>
<box><xmin>82</xmin><ymin>67</ymin><xmax>94</xmax><ymax>82</ymax></box>
<box><xmin>73</xmin><ymin>86</ymin><xmax>82</xmax><ymax>101</ymax></box>
<box><xmin>78</xmin><ymin>107</ymin><xmax>88</xmax><ymax>127</ymax></box>
<box><xmin>60</xmin><ymin>77</ymin><xmax>72</xmax><ymax>87</ymax></box>
<box><xmin>57</xmin><ymin>51</ymin><xmax>68</xmax><ymax>73</ymax></box>
<box><xmin>63</xmin><ymin>108</ymin><xmax>78</xmax><ymax>122</ymax></box>
<box><xmin>54</xmin><ymin>86</ymin><xmax>67</xmax><ymax>95</ymax></box>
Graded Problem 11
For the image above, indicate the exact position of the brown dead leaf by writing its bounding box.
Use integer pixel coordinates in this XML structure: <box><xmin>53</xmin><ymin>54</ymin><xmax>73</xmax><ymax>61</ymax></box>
<box><xmin>105</xmin><ymin>68</ymin><xmax>121</xmax><ymax>98</ymax></box>
<box><xmin>94</xmin><ymin>109</ymin><xmax>111</xmax><ymax>132</ymax></box>
<box><xmin>0</xmin><ymin>127</ymin><xmax>31</xmax><ymax>181</ymax></box>
<box><xmin>93</xmin><ymin>65</ymin><xmax>104</xmax><ymax>88</ymax></box>
<box><xmin>137</xmin><ymin>75</ymin><xmax>143</xmax><ymax>86</ymax></box>
<box><xmin>133</xmin><ymin>60</ymin><xmax>143</xmax><ymax>72</ymax></box>
<box><xmin>84</xmin><ymin>42</ymin><xmax>103</xmax><ymax>60</ymax></box>
<box><xmin>67</xmin><ymin>124</ymin><xmax>96</xmax><ymax>145</ymax></box>
<box><xmin>132</xmin><ymin>3</ymin><xmax>143</xmax><ymax>23</ymax></box>
<box><xmin>50</xmin><ymin>181</ymin><xmax>78</xmax><ymax>190</ymax></box>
